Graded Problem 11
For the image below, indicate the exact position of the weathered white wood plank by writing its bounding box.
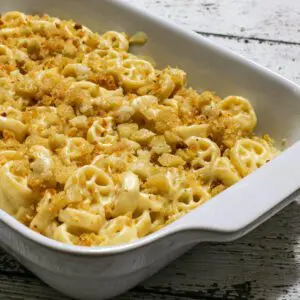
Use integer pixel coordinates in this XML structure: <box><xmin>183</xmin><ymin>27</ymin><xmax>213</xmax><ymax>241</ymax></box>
<box><xmin>0</xmin><ymin>273</ymin><xmax>193</xmax><ymax>300</ymax></box>
<box><xmin>140</xmin><ymin>201</ymin><xmax>300</xmax><ymax>300</ymax></box>
<box><xmin>121</xmin><ymin>0</ymin><xmax>300</xmax><ymax>43</ymax></box>
<box><xmin>200</xmin><ymin>35</ymin><xmax>300</xmax><ymax>85</ymax></box>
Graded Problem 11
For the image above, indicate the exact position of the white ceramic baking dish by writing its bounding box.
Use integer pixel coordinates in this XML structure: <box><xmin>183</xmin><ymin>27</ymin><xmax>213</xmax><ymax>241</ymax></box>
<box><xmin>1</xmin><ymin>1</ymin><xmax>300</xmax><ymax>299</ymax></box>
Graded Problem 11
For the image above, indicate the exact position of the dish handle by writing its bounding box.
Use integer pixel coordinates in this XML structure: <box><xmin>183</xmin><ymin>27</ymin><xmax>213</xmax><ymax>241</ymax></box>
<box><xmin>169</xmin><ymin>141</ymin><xmax>300</xmax><ymax>242</ymax></box>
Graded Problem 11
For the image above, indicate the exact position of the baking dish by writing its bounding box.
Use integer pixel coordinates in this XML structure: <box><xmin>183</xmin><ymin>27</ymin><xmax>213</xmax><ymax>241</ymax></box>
<box><xmin>1</xmin><ymin>0</ymin><xmax>300</xmax><ymax>299</ymax></box>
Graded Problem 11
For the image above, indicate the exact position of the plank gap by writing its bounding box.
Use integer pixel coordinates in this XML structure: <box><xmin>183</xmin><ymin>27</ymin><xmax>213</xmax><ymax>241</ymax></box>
<box><xmin>195</xmin><ymin>31</ymin><xmax>300</xmax><ymax>46</ymax></box>
<box><xmin>134</xmin><ymin>286</ymin><xmax>231</xmax><ymax>300</ymax></box>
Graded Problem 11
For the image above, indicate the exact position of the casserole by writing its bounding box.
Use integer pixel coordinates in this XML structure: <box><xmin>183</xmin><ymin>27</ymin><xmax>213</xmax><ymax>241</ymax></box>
<box><xmin>1</xmin><ymin>0</ymin><xmax>300</xmax><ymax>299</ymax></box>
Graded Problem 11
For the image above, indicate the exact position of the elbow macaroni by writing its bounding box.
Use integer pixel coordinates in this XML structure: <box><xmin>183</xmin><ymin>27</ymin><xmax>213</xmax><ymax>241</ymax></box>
<box><xmin>0</xmin><ymin>11</ymin><xmax>279</xmax><ymax>247</ymax></box>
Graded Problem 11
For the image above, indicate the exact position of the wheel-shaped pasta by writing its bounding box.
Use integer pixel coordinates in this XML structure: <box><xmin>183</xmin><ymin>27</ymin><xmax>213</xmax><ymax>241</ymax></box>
<box><xmin>65</xmin><ymin>165</ymin><xmax>114</xmax><ymax>206</ymax></box>
<box><xmin>92</xmin><ymin>153</ymin><xmax>131</xmax><ymax>174</ymax></box>
<box><xmin>66</xmin><ymin>81</ymin><xmax>99</xmax><ymax>112</ymax></box>
<box><xmin>101</xmin><ymin>31</ymin><xmax>129</xmax><ymax>51</ymax></box>
<box><xmin>173</xmin><ymin>186</ymin><xmax>210</xmax><ymax>213</ymax></box>
<box><xmin>185</xmin><ymin>137</ymin><xmax>220</xmax><ymax>171</ymax></box>
<box><xmin>100</xmin><ymin>216</ymin><xmax>138</xmax><ymax>246</ymax></box>
<box><xmin>119</xmin><ymin>58</ymin><xmax>155</xmax><ymax>90</ymax></box>
<box><xmin>218</xmin><ymin>96</ymin><xmax>257</xmax><ymax>132</ymax></box>
<box><xmin>84</xmin><ymin>49</ymin><xmax>124</xmax><ymax>71</ymax></box>
<box><xmin>0</xmin><ymin>161</ymin><xmax>37</xmax><ymax>215</ymax></box>
<box><xmin>212</xmin><ymin>157</ymin><xmax>240</xmax><ymax>186</ymax></box>
<box><xmin>230</xmin><ymin>138</ymin><xmax>270</xmax><ymax>177</ymax></box>
<box><xmin>87</xmin><ymin>118</ymin><xmax>118</xmax><ymax>149</ymax></box>
<box><xmin>60</xmin><ymin>137</ymin><xmax>94</xmax><ymax>165</ymax></box>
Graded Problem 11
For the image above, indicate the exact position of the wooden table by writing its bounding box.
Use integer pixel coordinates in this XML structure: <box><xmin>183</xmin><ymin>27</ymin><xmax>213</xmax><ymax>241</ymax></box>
<box><xmin>1</xmin><ymin>0</ymin><xmax>300</xmax><ymax>299</ymax></box>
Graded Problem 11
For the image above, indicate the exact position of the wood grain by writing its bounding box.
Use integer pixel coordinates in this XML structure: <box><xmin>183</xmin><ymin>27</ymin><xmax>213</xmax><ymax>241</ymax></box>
<box><xmin>1</xmin><ymin>1</ymin><xmax>300</xmax><ymax>299</ymax></box>
<box><xmin>122</xmin><ymin>0</ymin><xmax>300</xmax><ymax>43</ymax></box>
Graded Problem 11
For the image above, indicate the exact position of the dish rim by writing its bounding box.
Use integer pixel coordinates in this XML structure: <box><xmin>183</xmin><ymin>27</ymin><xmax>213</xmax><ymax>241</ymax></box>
<box><xmin>1</xmin><ymin>0</ymin><xmax>300</xmax><ymax>256</ymax></box>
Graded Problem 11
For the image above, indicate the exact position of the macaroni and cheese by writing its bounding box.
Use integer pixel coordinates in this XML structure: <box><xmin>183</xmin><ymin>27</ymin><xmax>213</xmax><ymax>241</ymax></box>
<box><xmin>0</xmin><ymin>12</ymin><xmax>279</xmax><ymax>246</ymax></box>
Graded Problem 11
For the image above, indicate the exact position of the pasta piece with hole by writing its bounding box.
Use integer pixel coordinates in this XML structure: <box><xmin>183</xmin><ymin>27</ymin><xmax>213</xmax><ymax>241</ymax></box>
<box><xmin>230</xmin><ymin>138</ymin><xmax>270</xmax><ymax>177</ymax></box>
<box><xmin>213</xmin><ymin>157</ymin><xmax>241</xmax><ymax>186</ymax></box>
<box><xmin>185</xmin><ymin>137</ymin><xmax>220</xmax><ymax>172</ymax></box>
<box><xmin>60</xmin><ymin>137</ymin><xmax>94</xmax><ymax>165</ymax></box>
<box><xmin>87</xmin><ymin>117</ymin><xmax>118</xmax><ymax>149</ymax></box>
<box><xmin>174</xmin><ymin>186</ymin><xmax>210</xmax><ymax>213</ymax></box>
<box><xmin>218</xmin><ymin>96</ymin><xmax>257</xmax><ymax>133</ymax></box>
<box><xmin>68</xmin><ymin>81</ymin><xmax>100</xmax><ymax>102</ymax></box>
<box><xmin>101</xmin><ymin>31</ymin><xmax>129</xmax><ymax>51</ymax></box>
<box><xmin>84</xmin><ymin>49</ymin><xmax>124</xmax><ymax>71</ymax></box>
<box><xmin>92</xmin><ymin>153</ymin><xmax>132</xmax><ymax>174</ymax></box>
<box><xmin>119</xmin><ymin>58</ymin><xmax>155</xmax><ymax>90</ymax></box>
<box><xmin>65</xmin><ymin>165</ymin><xmax>114</xmax><ymax>206</ymax></box>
